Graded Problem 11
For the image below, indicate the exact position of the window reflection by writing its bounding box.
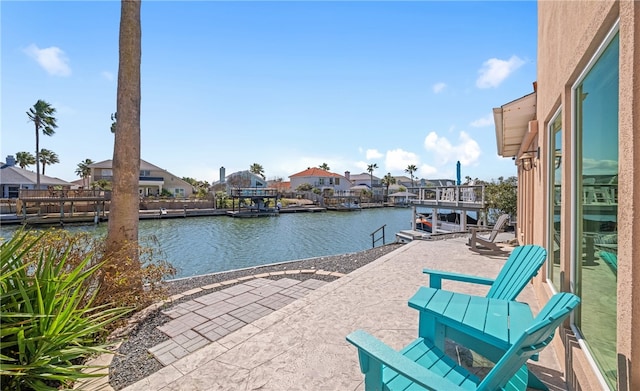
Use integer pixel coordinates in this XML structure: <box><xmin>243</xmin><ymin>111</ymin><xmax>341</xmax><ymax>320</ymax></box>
<box><xmin>574</xmin><ymin>32</ymin><xmax>618</xmax><ymax>388</ymax></box>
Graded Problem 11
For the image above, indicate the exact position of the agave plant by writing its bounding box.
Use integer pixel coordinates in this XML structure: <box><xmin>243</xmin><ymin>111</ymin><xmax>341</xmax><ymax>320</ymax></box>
<box><xmin>0</xmin><ymin>231</ymin><xmax>131</xmax><ymax>391</ymax></box>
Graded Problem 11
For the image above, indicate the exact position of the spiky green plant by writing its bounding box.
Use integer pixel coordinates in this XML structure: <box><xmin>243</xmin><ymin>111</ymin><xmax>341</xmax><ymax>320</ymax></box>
<box><xmin>0</xmin><ymin>231</ymin><xmax>131</xmax><ymax>391</ymax></box>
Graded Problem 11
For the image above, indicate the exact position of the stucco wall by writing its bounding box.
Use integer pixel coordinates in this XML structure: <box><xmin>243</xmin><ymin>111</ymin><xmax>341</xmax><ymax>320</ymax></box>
<box><xmin>534</xmin><ymin>1</ymin><xmax>639</xmax><ymax>390</ymax></box>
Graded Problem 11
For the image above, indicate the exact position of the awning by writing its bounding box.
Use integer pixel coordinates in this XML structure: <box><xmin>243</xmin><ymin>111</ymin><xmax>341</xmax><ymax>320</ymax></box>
<box><xmin>493</xmin><ymin>91</ymin><xmax>537</xmax><ymax>158</ymax></box>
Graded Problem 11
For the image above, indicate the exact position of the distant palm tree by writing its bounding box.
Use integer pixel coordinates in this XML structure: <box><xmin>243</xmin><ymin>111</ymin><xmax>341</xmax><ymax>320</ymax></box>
<box><xmin>250</xmin><ymin>163</ymin><xmax>265</xmax><ymax>179</ymax></box>
<box><xmin>319</xmin><ymin>163</ymin><xmax>330</xmax><ymax>171</ymax></box>
<box><xmin>381</xmin><ymin>172</ymin><xmax>396</xmax><ymax>200</ymax></box>
<box><xmin>38</xmin><ymin>149</ymin><xmax>59</xmax><ymax>176</ymax></box>
<box><xmin>367</xmin><ymin>163</ymin><xmax>378</xmax><ymax>189</ymax></box>
<box><xmin>27</xmin><ymin>100</ymin><xmax>58</xmax><ymax>188</ymax></box>
<box><xmin>110</xmin><ymin>112</ymin><xmax>117</xmax><ymax>133</ymax></box>
<box><xmin>75</xmin><ymin>158</ymin><xmax>95</xmax><ymax>188</ymax></box>
<box><xmin>405</xmin><ymin>164</ymin><xmax>418</xmax><ymax>187</ymax></box>
<box><xmin>15</xmin><ymin>151</ymin><xmax>36</xmax><ymax>169</ymax></box>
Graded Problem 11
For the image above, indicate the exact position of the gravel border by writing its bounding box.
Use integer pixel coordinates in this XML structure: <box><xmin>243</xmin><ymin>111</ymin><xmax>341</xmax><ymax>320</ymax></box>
<box><xmin>108</xmin><ymin>243</ymin><xmax>404</xmax><ymax>390</ymax></box>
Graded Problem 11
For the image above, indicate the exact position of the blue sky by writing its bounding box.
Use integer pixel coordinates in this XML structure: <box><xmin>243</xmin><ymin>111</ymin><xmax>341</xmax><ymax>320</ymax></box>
<box><xmin>2</xmin><ymin>1</ymin><xmax>537</xmax><ymax>184</ymax></box>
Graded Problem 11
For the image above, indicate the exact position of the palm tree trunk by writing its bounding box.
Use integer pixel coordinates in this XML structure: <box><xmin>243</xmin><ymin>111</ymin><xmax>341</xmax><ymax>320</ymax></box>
<box><xmin>104</xmin><ymin>0</ymin><xmax>142</xmax><ymax>295</ymax></box>
<box><xmin>35</xmin><ymin>122</ymin><xmax>40</xmax><ymax>188</ymax></box>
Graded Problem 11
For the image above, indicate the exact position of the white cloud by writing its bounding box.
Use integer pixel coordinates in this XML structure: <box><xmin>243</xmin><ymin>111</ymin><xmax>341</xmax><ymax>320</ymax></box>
<box><xmin>470</xmin><ymin>113</ymin><xmax>494</xmax><ymax>128</ymax></box>
<box><xmin>101</xmin><ymin>71</ymin><xmax>114</xmax><ymax>81</ymax></box>
<box><xmin>366</xmin><ymin>149</ymin><xmax>383</xmax><ymax>160</ymax></box>
<box><xmin>476</xmin><ymin>55</ymin><xmax>524</xmax><ymax>89</ymax></box>
<box><xmin>419</xmin><ymin>164</ymin><xmax>438</xmax><ymax>176</ymax></box>
<box><xmin>23</xmin><ymin>44</ymin><xmax>71</xmax><ymax>76</ymax></box>
<box><xmin>424</xmin><ymin>131</ymin><xmax>481</xmax><ymax>166</ymax></box>
<box><xmin>385</xmin><ymin>149</ymin><xmax>420</xmax><ymax>173</ymax></box>
<box><xmin>432</xmin><ymin>82</ymin><xmax>447</xmax><ymax>94</ymax></box>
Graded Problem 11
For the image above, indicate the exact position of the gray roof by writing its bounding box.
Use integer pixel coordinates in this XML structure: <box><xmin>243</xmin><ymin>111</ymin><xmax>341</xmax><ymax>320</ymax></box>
<box><xmin>0</xmin><ymin>164</ymin><xmax>73</xmax><ymax>186</ymax></box>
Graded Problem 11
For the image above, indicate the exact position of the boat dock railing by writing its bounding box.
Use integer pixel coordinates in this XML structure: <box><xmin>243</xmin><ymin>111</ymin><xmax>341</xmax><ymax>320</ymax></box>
<box><xmin>370</xmin><ymin>224</ymin><xmax>387</xmax><ymax>247</ymax></box>
<box><xmin>410</xmin><ymin>184</ymin><xmax>486</xmax><ymax>211</ymax></box>
<box><xmin>18</xmin><ymin>189</ymin><xmax>111</xmax><ymax>202</ymax></box>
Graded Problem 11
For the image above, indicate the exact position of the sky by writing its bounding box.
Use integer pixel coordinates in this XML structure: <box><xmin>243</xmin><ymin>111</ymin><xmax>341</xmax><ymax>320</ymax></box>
<box><xmin>1</xmin><ymin>1</ymin><xmax>538</xmax><ymax>184</ymax></box>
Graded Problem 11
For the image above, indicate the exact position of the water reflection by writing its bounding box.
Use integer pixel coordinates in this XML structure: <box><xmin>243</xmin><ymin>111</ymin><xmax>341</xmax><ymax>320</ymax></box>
<box><xmin>1</xmin><ymin>208</ymin><xmax>414</xmax><ymax>279</ymax></box>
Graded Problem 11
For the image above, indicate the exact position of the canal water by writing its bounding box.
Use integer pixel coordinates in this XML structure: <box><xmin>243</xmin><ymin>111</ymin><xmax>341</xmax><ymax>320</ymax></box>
<box><xmin>0</xmin><ymin>208</ymin><xmax>414</xmax><ymax>279</ymax></box>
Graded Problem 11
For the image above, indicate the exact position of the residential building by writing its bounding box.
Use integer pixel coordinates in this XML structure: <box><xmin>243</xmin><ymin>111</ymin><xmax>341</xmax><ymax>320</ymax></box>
<box><xmin>493</xmin><ymin>2</ymin><xmax>636</xmax><ymax>389</ymax></box>
<box><xmin>289</xmin><ymin>168</ymin><xmax>351</xmax><ymax>193</ymax></box>
<box><xmin>89</xmin><ymin>159</ymin><xmax>194</xmax><ymax>197</ymax></box>
<box><xmin>348</xmin><ymin>172</ymin><xmax>380</xmax><ymax>188</ymax></box>
<box><xmin>392</xmin><ymin>175</ymin><xmax>413</xmax><ymax>188</ymax></box>
<box><xmin>0</xmin><ymin>155</ymin><xmax>73</xmax><ymax>198</ymax></box>
<box><xmin>211</xmin><ymin>168</ymin><xmax>268</xmax><ymax>193</ymax></box>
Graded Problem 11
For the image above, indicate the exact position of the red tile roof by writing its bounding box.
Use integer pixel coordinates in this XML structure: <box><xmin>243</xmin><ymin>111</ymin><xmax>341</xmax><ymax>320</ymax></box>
<box><xmin>289</xmin><ymin>168</ymin><xmax>343</xmax><ymax>178</ymax></box>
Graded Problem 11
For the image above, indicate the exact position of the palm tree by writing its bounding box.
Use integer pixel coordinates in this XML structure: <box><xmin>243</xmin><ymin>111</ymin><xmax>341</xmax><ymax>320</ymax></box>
<box><xmin>110</xmin><ymin>112</ymin><xmax>117</xmax><ymax>133</ymax></box>
<box><xmin>75</xmin><ymin>158</ymin><xmax>94</xmax><ymax>188</ymax></box>
<box><xmin>405</xmin><ymin>164</ymin><xmax>418</xmax><ymax>187</ymax></box>
<box><xmin>105</xmin><ymin>0</ymin><xmax>142</xmax><ymax>292</ymax></box>
<box><xmin>250</xmin><ymin>163</ymin><xmax>265</xmax><ymax>179</ymax></box>
<box><xmin>367</xmin><ymin>163</ymin><xmax>378</xmax><ymax>190</ymax></box>
<box><xmin>319</xmin><ymin>163</ymin><xmax>330</xmax><ymax>171</ymax></box>
<box><xmin>15</xmin><ymin>151</ymin><xmax>36</xmax><ymax>169</ymax></box>
<box><xmin>27</xmin><ymin>99</ymin><xmax>57</xmax><ymax>188</ymax></box>
<box><xmin>381</xmin><ymin>172</ymin><xmax>396</xmax><ymax>200</ymax></box>
<box><xmin>38</xmin><ymin>149</ymin><xmax>59</xmax><ymax>175</ymax></box>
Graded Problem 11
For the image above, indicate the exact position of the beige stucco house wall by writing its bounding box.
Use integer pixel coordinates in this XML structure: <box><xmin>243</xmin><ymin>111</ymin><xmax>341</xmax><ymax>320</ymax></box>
<box><xmin>495</xmin><ymin>1</ymin><xmax>639</xmax><ymax>389</ymax></box>
<box><xmin>89</xmin><ymin>159</ymin><xmax>194</xmax><ymax>197</ymax></box>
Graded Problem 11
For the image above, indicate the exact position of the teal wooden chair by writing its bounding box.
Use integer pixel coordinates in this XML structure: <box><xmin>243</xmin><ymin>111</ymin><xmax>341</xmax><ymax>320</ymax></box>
<box><xmin>423</xmin><ymin>244</ymin><xmax>547</xmax><ymax>301</ymax></box>
<box><xmin>346</xmin><ymin>292</ymin><xmax>580</xmax><ymax>391</ymax></box>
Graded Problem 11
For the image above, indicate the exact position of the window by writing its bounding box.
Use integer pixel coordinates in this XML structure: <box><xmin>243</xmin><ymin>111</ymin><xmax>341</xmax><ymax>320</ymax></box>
<box><xmin>140</xmin><ymin>170</ymin><xmax>151</xmax><ymax>177</ymax></box>
<box><xmin>335</xmin><ymin>178</ymin><xmax>340</xmax><ymax>185</ymax></box>
<box><xmin>318</xmin><ymin>178</ymin><xmax>325</xmax><ymax>185</ymax></box>
<box><xmin>548</xmin><ymin>109</ymin><xmax>562</xmax><ymax>291</ymax></box>
<box><xmin>174</xmin><ymin>188</ymin><xmax>185</xmax><ymax>197</ymax></box>
<box><xmin>573</xmin><ymin>30</ymin><xmax>618</xmax><ymax>389</ymax></box>
<box><xmin>8</xmin><ymin>186</ymin><xmax>19</xmax><ymax>198</ymax></box>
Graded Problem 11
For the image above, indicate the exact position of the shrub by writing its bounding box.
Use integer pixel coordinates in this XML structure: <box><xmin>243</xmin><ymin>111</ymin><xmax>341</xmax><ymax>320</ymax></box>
<box><xmin>10</xmin><ymin>229</ymin><xmax>176</xmax><ymax>315</ymax></box>
<box><xmin>0</xmin><ymin>231</ymin><xmax>131</xmax><ymax>390</ymax></box>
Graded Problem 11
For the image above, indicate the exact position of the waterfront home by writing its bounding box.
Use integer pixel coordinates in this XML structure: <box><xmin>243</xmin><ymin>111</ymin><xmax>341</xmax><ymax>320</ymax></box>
<box><xmin>346</xmin><ymin>172</ymin><xmax>381</xmax><ymax>187</ymax></box>
<box><xmin>0</xmin><ymin>155</ymin><xmax>73</xmax><ymax>197</ymax></box>
<box><xmin>211</xmin><ymin>167</ymin><xmax>268</xmax><ymax>194</ymax></box>
<box><xmin>495</xmin><ymin>3</ymin><xmax>635</xmax><ymax>389</ymax></box>
<box><xmin>89</xmin><ymin>159</ymin><xmax>194</xmax><ymax>197</ymax></box>
<box><xmin>289</xmin><ymin>167</ymin><xmax>351</xmax><ymax>193</ymax></box>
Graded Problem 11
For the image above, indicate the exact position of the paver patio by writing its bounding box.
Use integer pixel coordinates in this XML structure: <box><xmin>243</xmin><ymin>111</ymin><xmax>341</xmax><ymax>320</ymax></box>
<box><xmin>114</xmin><ymin>235</ymin><xmax>567</xmax><ymax>391</ymax></box>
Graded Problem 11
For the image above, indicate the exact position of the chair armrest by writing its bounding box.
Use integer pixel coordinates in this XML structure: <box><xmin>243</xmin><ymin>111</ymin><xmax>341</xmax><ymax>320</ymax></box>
<box><xmin>346</xmin><ymin>330</ymin><xmax>466</xmax><ymax>391</ymax></box>
<box><xmin>423</xmin><ymin>268</ymin><xmax>494</xmax><ymax>289</ymax></box>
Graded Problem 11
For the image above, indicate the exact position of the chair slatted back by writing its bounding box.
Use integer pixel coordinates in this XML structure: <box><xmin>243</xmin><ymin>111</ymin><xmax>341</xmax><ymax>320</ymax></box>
<box><xmin>478</xmin><ymin>292</ymin><xmax>580</xmax><ymax>391</ymax></box>
<box><xmin>486</xmin><ymin>214</ymin><xmax>510</xmax><ymax>242</ymax></box>
<box><xmin>486</xmin><ymin>244</ymin><xmax>547</xmax><ymax>301</ymax></box>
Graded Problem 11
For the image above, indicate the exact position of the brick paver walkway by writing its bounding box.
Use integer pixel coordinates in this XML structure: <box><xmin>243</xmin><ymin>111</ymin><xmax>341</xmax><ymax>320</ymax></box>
<box><xmin>149</xmin><ymin>277</ymin><xmax>328</xmax><ymax>366</ymax></box>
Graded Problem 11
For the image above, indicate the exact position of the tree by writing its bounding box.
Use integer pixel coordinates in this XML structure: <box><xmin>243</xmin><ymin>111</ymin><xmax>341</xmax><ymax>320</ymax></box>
<box><xmin>75</xmin><ymin>158</ymin><xmax>95</xmax><ymax>188</ymax></box>
<box><xmin>250</xmin><ymin>163</ymin><xmax>265</xmax><ymax>179</ymax></box>
<box><xmin>27</xmin><ymin>100</ymin><xmax>57</xmax><ymax>188</ymax></box>
<box><xmin>319</xmin><ymin>163</ymin><xmax>330</xmax><ymax>171</ymax></box>
<box><xmin>110</xmin><ymin>112</ymin><xmax>117</xmax><ymax>133</ymax></box>
<box><xmin>38</xmin><ymin>148</ymin><xmax>59</xmax><ymax>175</ymax></box>
<box><xmin>381</xmin><ymin>172</ymin><xmax>396</xmax><ymax>200</ymax></box>
<box><xmin>367</xmin><ymin>163</ymin><xmax>378</xmax><ymax>189</ymax></box>
<box><xmin>105</xmin><ymin>0</ymin><xmax>142</xmax><ymax>295</ymax></box>
<box><xmin>405</xmin><ymin>164</ymin><xmax>418</xmax><ymax>187</ymax></box>
<box><xmin>484</xmin><ymin>176</ymin><xmax>518</xmax><ymax>222</ymax></box>
<box><xmin>296</xmin><ymin>183</ymin><xmax>313</xmax><ymax>192</ymax></box>
<box><xmin>15</xmin><ymin>151</ymin><xmax>36</xmax><ymax>169</ymax></box>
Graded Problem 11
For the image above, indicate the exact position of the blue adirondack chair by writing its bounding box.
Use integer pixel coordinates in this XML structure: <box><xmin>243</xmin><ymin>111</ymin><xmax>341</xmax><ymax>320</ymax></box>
<box><xmin>423</xmin><ymin>244</ymin><xmax>547</xmax><ymax>301</ymax></box>
<box><xmin>346</xmin><ymin>292</ymin><xmax>580</xmax><ymax>391</ymax></box>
